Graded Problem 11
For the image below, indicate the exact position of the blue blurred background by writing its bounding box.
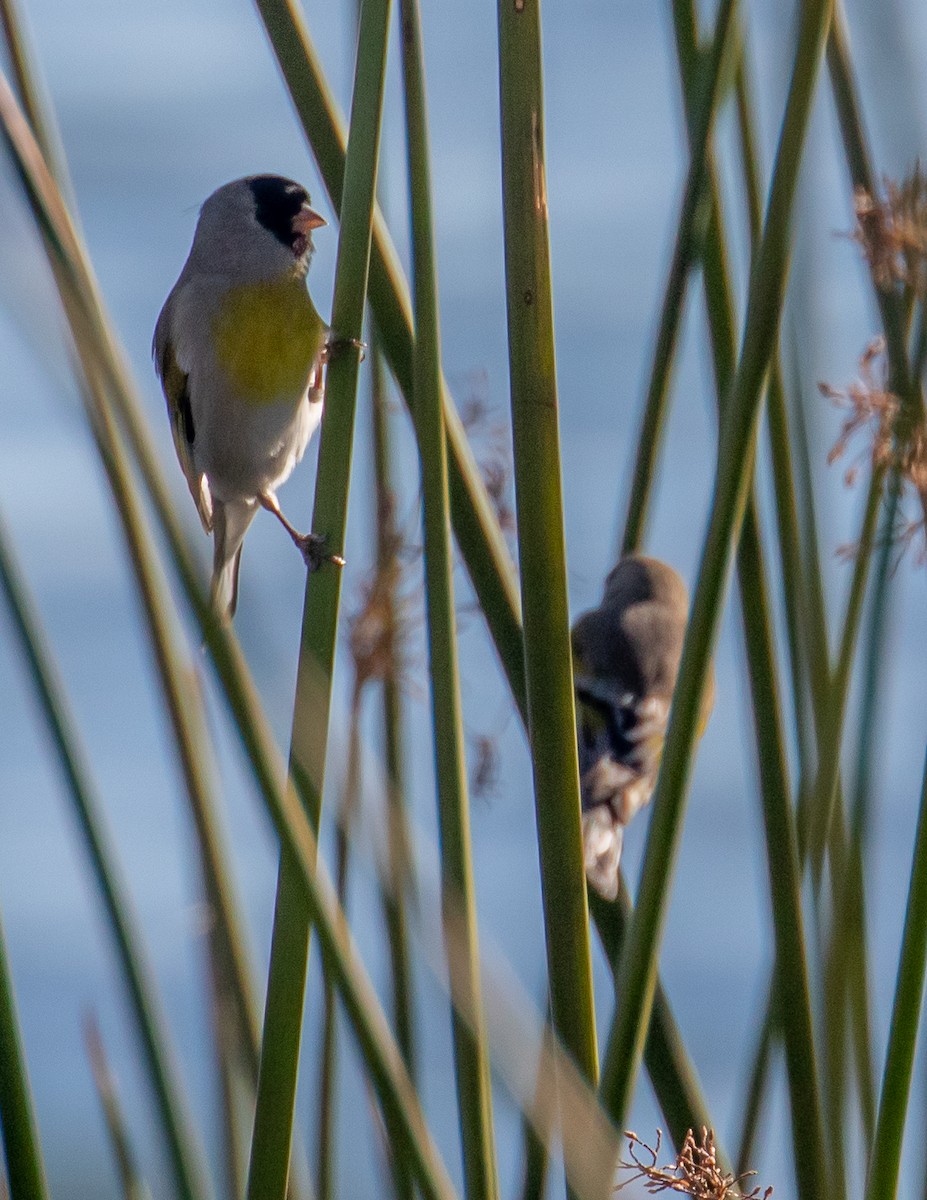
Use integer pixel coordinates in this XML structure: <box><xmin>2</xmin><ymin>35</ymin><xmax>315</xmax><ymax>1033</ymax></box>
<box><xmin>3</xmin><ymin>0</ymin><xmax>927</xmax><ymax>1196</ymax></box>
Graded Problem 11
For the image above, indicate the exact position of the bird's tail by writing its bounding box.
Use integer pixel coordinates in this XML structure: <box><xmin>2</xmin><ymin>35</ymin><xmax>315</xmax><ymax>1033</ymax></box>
<box><xmin>211</xmin><ymin>500</ymin><xmax>256</xmax><ymax>618</ymax></box>
<box><xmin>582</xmin><ymin>806</ymin><xmax>624</xmax><ymax>901</ymax></box>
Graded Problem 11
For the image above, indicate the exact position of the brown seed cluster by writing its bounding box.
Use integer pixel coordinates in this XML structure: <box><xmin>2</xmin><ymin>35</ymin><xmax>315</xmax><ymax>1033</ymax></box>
<box><xmin>851</xmin><ymin>167</ymin><xmax>927</xmax><ymax>294</ymax></box>
<box><xmin>820</xmin><ymin>339</ymin><xmax>927</xmax><ymax>558</ymax></box>
<box><xmin>820</xmin><ymin>338</ymin><xmax>901</xmax><ymax>487</ymax></box>
<box><xmin>616</xmin><ymin>1129</ymin><xmax>772</xmax><ymax>1200</ymax></box>
<box><xmin>347</xmin><ymin>505</ymin><xmax>419</xmax><ymax>693</ymax></box>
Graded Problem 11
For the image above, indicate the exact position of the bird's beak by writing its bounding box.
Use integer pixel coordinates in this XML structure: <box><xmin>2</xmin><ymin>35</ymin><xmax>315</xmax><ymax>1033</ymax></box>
<box><xmin>293</xmin><ymin>206</ymin><xmax>327</xmax><ymax>235</ymax></box>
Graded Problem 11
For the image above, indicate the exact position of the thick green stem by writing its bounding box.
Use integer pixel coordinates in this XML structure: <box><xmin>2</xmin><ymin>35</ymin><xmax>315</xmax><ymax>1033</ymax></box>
<box><xmin>496</xmin><ymin>0</ymin><xmax>598</xmax><ymax>1099</ymax></box>
<box><xmin>247</xmin><ymin>0</ymin><xmax>391</xmax><ymax>1195</ymax></box>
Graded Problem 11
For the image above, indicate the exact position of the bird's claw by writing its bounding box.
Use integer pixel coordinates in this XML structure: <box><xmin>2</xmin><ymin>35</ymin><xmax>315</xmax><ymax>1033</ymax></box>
<box><xmin>296</xmin><ymin>531</ymin><xmax>345</xmax><ymax>572</ymax></box>
<box><xmin>323</xmin><ymin>332</ymin><xmax>367</xmax><ymax>363</ymax></box>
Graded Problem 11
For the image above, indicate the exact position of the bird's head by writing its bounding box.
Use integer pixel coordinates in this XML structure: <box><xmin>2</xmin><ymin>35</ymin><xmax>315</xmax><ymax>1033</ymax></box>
<box><xmin>190</xmin><ymin>174</ymin><xmax>326</xmax><ymax>281</ymax></box>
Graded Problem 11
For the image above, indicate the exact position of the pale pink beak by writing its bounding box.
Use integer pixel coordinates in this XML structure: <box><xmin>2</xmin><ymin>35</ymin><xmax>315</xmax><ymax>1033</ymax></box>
<box><xmin>293</xmin><ymin>206</ymin><xmax>327</xmax><ymax>235</ymax></box>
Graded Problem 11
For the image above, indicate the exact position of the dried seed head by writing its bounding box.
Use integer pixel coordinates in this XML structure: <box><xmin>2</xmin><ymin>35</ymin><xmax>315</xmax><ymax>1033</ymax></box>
<box><xmin>821</xmin><ymin>339</ymin><xmax>927</xmax><ymax>560</ymax></box>
<box><xmin>851</xmin><ymin>165</ymin><xmax>927</xmax><ymax>294</ymax></box>
<box><xmin>616</xmin><ymin>1128</ymin><xmax>771</xmax><ymax>1200</ymax></box>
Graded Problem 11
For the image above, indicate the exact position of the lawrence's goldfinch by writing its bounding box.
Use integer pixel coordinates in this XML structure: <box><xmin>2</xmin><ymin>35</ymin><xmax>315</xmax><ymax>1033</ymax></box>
<box><xmin>154</xmin><ymin>174</ymin><xmax>333</xmax><ymax>617</ymax></box>
<box><xmin>571</xmin><ymin>555</ymin><xmax>712</xmax><ymax>900</ymax></box>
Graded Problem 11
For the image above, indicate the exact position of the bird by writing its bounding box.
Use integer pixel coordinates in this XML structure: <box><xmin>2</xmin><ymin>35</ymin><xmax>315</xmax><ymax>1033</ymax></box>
<box><xmin>154</xmin><ymin>174</ymin><xmax>338</xmax><ymax>618</ymax></box>
<box><xmin>571</xmin><ymin>555</ymin><xmax>712</xmax><ymax>900</ymax></box>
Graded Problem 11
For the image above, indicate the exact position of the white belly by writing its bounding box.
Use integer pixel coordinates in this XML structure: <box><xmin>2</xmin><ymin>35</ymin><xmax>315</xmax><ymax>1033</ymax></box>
<box><xmin>193</xmin><ymin>385</ymin><xmax>323</xmax><ymax>503</ymax></box>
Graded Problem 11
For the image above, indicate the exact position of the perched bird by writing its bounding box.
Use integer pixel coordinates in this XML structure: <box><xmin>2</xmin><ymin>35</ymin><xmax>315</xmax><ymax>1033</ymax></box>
<box><xmin>154</xmin><ymin>174</ymin><xmax>336</xmax><ymax>617</ymax></box>
<box><xmin>571</xmin><ymin>555</ymin><xmax>712</xmax><ymax>900</ymax></box>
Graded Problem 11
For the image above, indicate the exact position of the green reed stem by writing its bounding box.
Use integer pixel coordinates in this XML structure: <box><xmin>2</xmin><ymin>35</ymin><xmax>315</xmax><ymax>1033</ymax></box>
<box><xmin>247</xmin><ymin>0</ymin><xmax>391</xmax><ymax>1194</ymax></box>
<box><xmin>0</xmin><ymin>18</ymin><xmax>263</xmax><ymax>1188</ymax></box>
<box><xmin>807</xmin><ymin>469</ymin><xmax>883</xmax><ymax>881</ymax></box>
<box><xmin>497</xmin><ymin>0</ymin><xmax>598</xmax><ymax>1097</ymax></box>
<box><xmin>0</xmin><ymin>909</ymin><xmax>49</xmax><ymax>1200</ymax></box>
<box><xmin>0</xmin><ymin>76</ymin><xmax>459</xmax><ymax>1200</ymax></box>
<box><xmin>733</xmin><ymin>54</ymin><xmax>819</xmax><ymax>768</ymax></box>
<box><xmin>399</xmin><ymin>1</ymin><xmax>499</xmax><ymax>1195</ymax></box>
<box><xmin>599</xmin><ymin>12</ymin><xmax>833</xmax><ymax>1191</ymax></box>
<box><xmin>670</xmin><ymin>30</ymin><xmax>829</xmax><ymax>1191</ymax></box>
<box><xmin>589</xmin><ymin>885</ymin><xmax>717</xmax><ymax>1155</ymax></box>
<box><xmin>253</xmin><ymin>0</ymin><xmax>526</xmax><ymax>718</ymax></box>
<box><xmin>317</xmin><ymin>682</ymin><xmax>363</xmax><ymax>1200</ymax></box>
<box><xmin>845</xmin><ymin>481</ymin><xmax>900</xmax><ymax>1145</ymax></box>
<box><xmin>864</xmin><ymin>746</ymin><xmax>927</xmax><ymax>1200</ymax></box>
<box><xmin>84</xmin><ymin>1016</ymin><xmax>152</xmax><ymax>1200</ymax></box>
<box><xmin>827</xmin><ymin>9</ymin><xmax>914</xmax><ymax>410</ymax></box>
<box><xmin>0</xmin><ymin>506</ymin><xmax>212</xmax><ymax>1200</ymax></box>
<box><xmin>621</xmin><ymin>0</ymin><xmax>739</xmax><ymax>553</ymax></box>
<box><xmin>370</xmin><ymin>333</ymin><xmax>419</xmax><ymax>1104</ymax></box>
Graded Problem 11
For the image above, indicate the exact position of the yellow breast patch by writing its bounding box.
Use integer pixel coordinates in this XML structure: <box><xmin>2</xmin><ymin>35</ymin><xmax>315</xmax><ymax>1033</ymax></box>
<box><xmin>212</xmin><ymin>278</ymin><xmax>325</xmax><ymax>405</ymax></box>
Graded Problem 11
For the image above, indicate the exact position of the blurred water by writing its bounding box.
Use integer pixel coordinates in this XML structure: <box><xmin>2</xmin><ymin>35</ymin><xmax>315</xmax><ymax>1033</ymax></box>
<box><xmin>3</xmin><ymin>0</ymin><xmax>927</xmax><ymax>1197</ymax></box>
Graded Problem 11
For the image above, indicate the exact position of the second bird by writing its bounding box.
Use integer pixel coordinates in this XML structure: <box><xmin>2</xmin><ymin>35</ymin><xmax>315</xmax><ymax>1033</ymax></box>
<box><xmin>572</xmin><ymin>555</ymin><xmax>712</xmax><ymax>900</ymax></box>
<box><xmin>154</xmin><ymin>174</ymin><xmax>331</xmax><ymax>618</ymax></box>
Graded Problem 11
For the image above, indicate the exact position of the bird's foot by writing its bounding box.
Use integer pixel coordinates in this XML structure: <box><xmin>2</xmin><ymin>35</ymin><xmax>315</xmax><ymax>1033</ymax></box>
<box><xmin>295</xmin><ymin>531</ymin><xmax>345</xmax><ymax>573</ymax></box>
<box><xmin>323</xmin><ymin>332</ymin><xmax>367</xmax><ymax>363</ymax></box>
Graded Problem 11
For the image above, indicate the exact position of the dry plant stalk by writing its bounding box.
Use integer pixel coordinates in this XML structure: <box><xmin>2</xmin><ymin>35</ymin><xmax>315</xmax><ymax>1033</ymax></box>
<box><xmin>819</xmin><ymin>339</ymin><xmax>927</xmax><ymax>557</ymax></box>
<box><xmin>616</xmin><ymin>1129</ymin><xmax>771</xmax><ymax>1200</ymax></box>
<box><xmin>347</xmin><ymin>497</ymin><xmax>420</xmax><ymax>693</ymax></box>
<box><xmin>851</xmin><ymin>166</ymin><xmax>927</xmax><ymax>293</ymax></box>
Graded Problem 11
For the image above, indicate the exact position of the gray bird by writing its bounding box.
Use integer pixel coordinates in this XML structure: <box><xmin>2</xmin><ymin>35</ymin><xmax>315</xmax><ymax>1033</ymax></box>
<box><xmin>571</xmin><ymin>555</ymin><xmax>711</xmax><ymax>900</ymax></box>
<box><xmin>154</xmin><ymin>175</ymin><xmax>332</xmax><ymax>618</ymax></box>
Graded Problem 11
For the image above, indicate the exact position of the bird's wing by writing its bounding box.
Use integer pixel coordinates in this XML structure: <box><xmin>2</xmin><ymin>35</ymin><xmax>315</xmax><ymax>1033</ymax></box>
<box><xmin>153</xmin><ymin>298</ymin><xmax>213</xmax><ymax>532</ymax></box>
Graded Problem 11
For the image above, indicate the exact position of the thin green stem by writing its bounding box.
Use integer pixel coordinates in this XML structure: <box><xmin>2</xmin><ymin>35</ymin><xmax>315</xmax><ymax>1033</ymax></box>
<box><xmin>370</xmin><ymin>333</ymin><xmax>418</xmax><ymax>1093</ymax></box>
<box><xmin>496</xmin><ymin>0</ymin><xmax>598</xmax><ymax>1099</ymax></box>
<box><xmin>84</xmin><ymin>1016</ymin><xmax>152</xmax><ymax>1200</ymax></box>
<box><xmin>864</xmin><ymin>747</ymin><xmax>927</xmax><ymax>1200</ymax></box>
<box><xmin>589</xmin><ymin>885</ymin><xmax>718</xmax><ymax>1156</ymax></box>
<box><xmin>0</xmin><ymin>909</ymin><xmax>49</xmax><ymax>1200</ymax></box>
<box><xmin>317</xmin><ymin>684</ymin><xmax>363</xmax><ymax>1200</ymax></box>
<box><xmin>621</xmin><ymin>0</ymin><xmax>739</xmax><ymax>553</ymax></box>
<box><xmin>845</xmin><ymin>481</ymin><xmax>900</xmax><ymax>1145</ymax></box>
<box><xmin>599</xmin><ymin>12</ymin><xmax>833</xmax><ymax>1194</ymax></box>
<box><xmin>0</xmin><ymin>506</ymin><xmax>212</xmax><ymax>1200</ymax></box>
<box><xmin>807</xmin><ymin>470</ymin><xmax>883</xmax><ymax>881</ymax></box>
<box><xmin>399</xmin><ymin>2</ymin><xmax>499</xmax><ymax>1196</ymax></box>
